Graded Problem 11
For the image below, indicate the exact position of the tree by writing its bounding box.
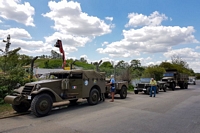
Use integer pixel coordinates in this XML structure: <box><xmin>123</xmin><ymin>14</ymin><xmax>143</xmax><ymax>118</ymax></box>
<box><xmin>100</xmin><ymin>61</ymin><xmax>113</xmax><ymax>69</ymax></box>
<box><xmin>142</xmin><ymin>65</ymin><xmax>165</xmax><ymax>80</ymax></box>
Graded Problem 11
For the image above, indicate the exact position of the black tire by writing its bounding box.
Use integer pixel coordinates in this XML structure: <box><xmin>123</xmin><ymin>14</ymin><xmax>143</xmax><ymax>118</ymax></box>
<box><xmin>146</xmin><ymin>87</ymin><xmax>150</xmax><ymax>95</ymax></box>
<box><xmin>171</xmin><ymin>83</ymin><xmax>175</xmax><ymax>91</ymax></box>
<box><xmin>156</xmin><ymin>87</ymin><xmax>159</xmax><ymax>94</ymax></box>
<box><xmin>104</xmin><ymin>93</ymin><xmax>109</xmax><ymax>98</ymax></box>
<box><xmin>163</xmin><ymin>86</ymin><xmax>167</xmax><ymax>92</ymax></box>
<box><xmin>134</xmin><ymin>90</ymin><xmax>138</xmax><ymax>94</ymax></box>
<box><xmin>194</xmin><ymin>82</ymin><xmax>196</xmax><ymax>85</ymax></box>
<box><xmin>120</xmin><ymin>86</ymin><xmax>127</xmax><ymax>99</ymax></box>
<box><xmin>184</xmin><ymin>83</ymin><xmax>188</xmax><ymax>89</ymax></box>
<box><xmin>69</xmin><ymin>99</ymin><xmax>78</xmax><ymax>104</ymax></box>
<box><xmin>87</xmin><ymin>88</ymin><xmax>99</xmax><ymax>105</ymax></box>
<box><xmin>12</xmin><ymin>101</ymin><xmax>30</xmax><ymax>113</ymax></box>
<box><xmin>31</xmin><ymin>94</ymin><xmax>53</xmax><ymax>117</ymax></box>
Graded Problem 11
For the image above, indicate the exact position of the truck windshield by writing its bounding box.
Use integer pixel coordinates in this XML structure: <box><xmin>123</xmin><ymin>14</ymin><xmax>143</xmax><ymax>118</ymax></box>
<box><xmin>49</xmin><ymin>73</ymin><xmax>82</xmax><ymax>79</ymax></box>
<box><xmin>163</xmin><ymin>73</ymin><xmax>174</xmax><ymax>77</ymax></box>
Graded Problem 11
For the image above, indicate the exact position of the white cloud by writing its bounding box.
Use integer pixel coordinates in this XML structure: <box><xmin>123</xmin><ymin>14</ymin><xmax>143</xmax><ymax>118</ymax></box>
<box><xmin>44</xmin><ymin>32</ymin><xmax>91</xmax><ymax>53</ymax></box>
<box><xmin>0</xmin><ymin>28</ymin><xmax>31</xmax><ymax>39</ymax></box>
<box><xmin>0</xmin><ymin>0</ymin><xmax>35</xmax><ymax>26</ymax></box>
<box><xmin>105</xmin><ymin>17</ymin><xmax>113</xmax><ymax>21</ymax></box>
<box><xmin>97</xmin><ymin>26</ymin><xmax>198</xmax><ymax>58</ymax></box>
<box><xmin>125</xmin><ymin>11</ymin><xmax>168</xmax><ymax>28</ymax></box>
<box><xmin>43</xmin><ymin>0</ymin><xmax>112</xmax><ymax>36</ymax></box>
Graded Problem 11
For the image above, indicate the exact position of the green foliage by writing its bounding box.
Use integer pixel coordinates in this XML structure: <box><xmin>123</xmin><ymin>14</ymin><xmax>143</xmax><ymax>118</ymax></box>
<box><xmin>142</xmin><ymin>65</ymin><xmax>165</xmax><ymax>80</ymax></box>
<box><xmin>74</xmin><ymin>61</ymin><xmax>95</xmax><ymax>70</ymax></box>
<box><xmin>128</xmin><ymin>84</ymin><xmax>134</xmax><ymax>91</ymax></box>
<box><xmin>100</xmin><ymin>61</ymin><xmax>113</xmax><ymax>69</ymax></box>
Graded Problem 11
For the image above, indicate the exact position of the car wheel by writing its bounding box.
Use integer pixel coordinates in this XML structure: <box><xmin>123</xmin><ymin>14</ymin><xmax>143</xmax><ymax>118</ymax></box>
<box><xmin>87</xmin><ymin>88</ymin><xmax>99</xmax><ymax>105</ymax></box>
<box><xmin>31</xmin><ymin>94</ymin><xmax>53</xmax><ymax>117</ymax></box>
<box><xmin>134</xmin><ymin>90</ymin><xmax>138</xmax><ymax>94</ymax></box>
<box><xmin>12</xmin><ymin>101</ymin><xmax>30</xmax><ymax>113</ymax></box>
<box><xmin>120</xmin><ymin>86</ymin><xmax>127</xmax><ymax>99</ymax></box>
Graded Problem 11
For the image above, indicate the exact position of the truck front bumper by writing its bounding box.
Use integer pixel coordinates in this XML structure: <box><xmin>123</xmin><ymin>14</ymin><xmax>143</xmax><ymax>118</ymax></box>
<box><xmin>4</xmin><ymin>95</ymin><xmax>27</xmax><ymax>105</ymax></box>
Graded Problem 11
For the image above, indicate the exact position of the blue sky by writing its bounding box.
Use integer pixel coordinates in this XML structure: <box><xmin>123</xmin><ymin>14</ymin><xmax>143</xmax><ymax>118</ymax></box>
<box><xmin>0</xmin><ymin>0</ymin><xmax>200</xmax><ymax>72</ymax></box>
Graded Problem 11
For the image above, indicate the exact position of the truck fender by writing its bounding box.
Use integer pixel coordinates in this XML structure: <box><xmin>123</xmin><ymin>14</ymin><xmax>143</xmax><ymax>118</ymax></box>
<box><xmin>31</xmin><ymin>87</ymin><xmax>63</xmax><ymax>102</ymax></box>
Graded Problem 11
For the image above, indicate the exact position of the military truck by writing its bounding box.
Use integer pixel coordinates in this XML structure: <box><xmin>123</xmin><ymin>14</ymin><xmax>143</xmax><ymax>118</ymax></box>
<box><xmin>161</xmin><ymin>69</ymin><xmax>188</xmax><ymax>90</ymax></box>
<box><xmin>4</xmin><ymin>70</ymin><xmax>106</xmax><ymax>117</ymax></box>
<box><xmin>105</xmin><ymin>79</ymin><xmax>128</xmax><ymax>99</ymax></box>
<box><xmin>134</xmin><ymin>78</ymin><xmax>161</xmax><ymax>95</ymax></box>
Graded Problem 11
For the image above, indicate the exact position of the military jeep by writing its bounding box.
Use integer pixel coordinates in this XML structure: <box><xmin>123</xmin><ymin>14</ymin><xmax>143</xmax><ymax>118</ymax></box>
<box><xmin>134</xmin><ymin>78</ymin><xmax>161</xmax><ymax>95</ymax></box>
<box><xmin>105</xmin><ymin>79</ymin><xmax>128</xmax><ymax>99</ymax></box>
<box><xmin>4</xmin><ymin>70</ymin><xmax>106</xmax><ymax>117</ymax></box>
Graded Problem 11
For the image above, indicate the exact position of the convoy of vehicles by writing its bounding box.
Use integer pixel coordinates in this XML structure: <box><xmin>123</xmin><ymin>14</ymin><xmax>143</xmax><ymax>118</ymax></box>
<box><xmin>2</xmin><ymin>39</ymin><xmax>197</xmax><ymax>118</ymax></box>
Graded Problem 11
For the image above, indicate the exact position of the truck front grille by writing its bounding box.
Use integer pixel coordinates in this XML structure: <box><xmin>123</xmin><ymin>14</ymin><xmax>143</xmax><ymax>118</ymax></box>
<box><xmin>22</xmin><ymin>86</ymin><xmax>34</xmax><ymax>95</ymax></box>
<box><xmin>138</xmin><ymin>84</ymin><xmax>145</xmax><ymax>88</ymax></box>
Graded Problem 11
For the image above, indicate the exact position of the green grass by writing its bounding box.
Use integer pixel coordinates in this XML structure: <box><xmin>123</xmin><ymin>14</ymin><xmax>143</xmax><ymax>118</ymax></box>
<box><xmin>0</xmin><ymin>104</ymin><xmax>13</xmax><ymax>117</ymax></box>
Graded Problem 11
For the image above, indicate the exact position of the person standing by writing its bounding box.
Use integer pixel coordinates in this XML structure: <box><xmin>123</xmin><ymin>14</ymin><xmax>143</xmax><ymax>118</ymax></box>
<box><xmin>150</xmin><ymin>78</ymin><xmax>157</xmax><ymax>97</ymax></box>
<box><xmin>107</xmin><ymin>75</ymin><xmax>115</xmax><ymax>102</ymax></box>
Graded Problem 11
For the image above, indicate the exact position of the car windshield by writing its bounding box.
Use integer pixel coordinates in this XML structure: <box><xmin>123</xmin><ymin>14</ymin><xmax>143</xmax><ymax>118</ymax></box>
<box><xmin>140</xmin><ymin>78</ymin><xmax>151</xmax><ymax>83</ymax></box>
<box><xmin>163</xmin><ymin>73</ymin><xmax>174</xmax><ymax>77</ymax></box>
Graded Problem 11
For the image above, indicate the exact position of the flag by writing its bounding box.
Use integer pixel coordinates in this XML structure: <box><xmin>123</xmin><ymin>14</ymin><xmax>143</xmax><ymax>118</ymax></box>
<box><xmin>55</xmin><ymin>40</ymin><xmax>66</xmax><ymax>69</ymax></box>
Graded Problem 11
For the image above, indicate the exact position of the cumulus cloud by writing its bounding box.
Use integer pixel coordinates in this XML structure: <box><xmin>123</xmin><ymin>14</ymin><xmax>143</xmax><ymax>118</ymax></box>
<box><xmin>97</xmin><ymin>11</ymin><xmax>199</xmax><ymax>58</ymax></box>
<box><xmin>44</xmin><ymin>32</ymin><xmax>91</xmax><ymax>53</ymax></box>
<box><xmin>0</xmin><ymin>28</ymin><xmax>31</xmax><ymax>39</ymax></box>
<box><xmin>43</xmin><ymin>0</ymin><xmax>112</xmax><ymax>36</ymax></box>
<box><xmin>163</xmin><ymin>47</ymin><xmax>200</xmax><ymax>72</ymax></box>
<box><xmin>164</xmin><ymin>48</ymin><xmax>200</xmax><ymax>61</ymax></box>
<box><xmin>0</xmin><ymin>0</ymin><xmax>35</xmax><ymax>26</ymax></box>
<box><xmin>125</xmin><ymin>11</ymin><xmax>168</xmax><ymax>28</ymax></box>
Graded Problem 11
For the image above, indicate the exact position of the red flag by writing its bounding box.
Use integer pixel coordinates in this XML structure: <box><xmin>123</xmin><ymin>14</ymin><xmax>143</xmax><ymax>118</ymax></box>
<box><xmin>55</xmin><ymin>40</ymin><xmax>66</xmax><ymax>69</ymax></box>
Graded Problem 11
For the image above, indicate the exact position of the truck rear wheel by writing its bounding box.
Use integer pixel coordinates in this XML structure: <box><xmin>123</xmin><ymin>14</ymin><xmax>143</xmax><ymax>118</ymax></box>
<box><xmin>120</xmin><ymin>86</ymin><xmax>127</xmax><ymax>99</ymax></box>
<box><xmin>12</xmin><ymin>101</ymin><xmax>30</xmax><ymax>113</ymax></box>
<box><xmin>87</xmin><ymin>88</ymin><xmax>99</xmax><ymax>105</ymax></box>
<box><xmin>31</xmin><ymin>94</ymin><xmax>53</xmax><ymax>117</ymax></box>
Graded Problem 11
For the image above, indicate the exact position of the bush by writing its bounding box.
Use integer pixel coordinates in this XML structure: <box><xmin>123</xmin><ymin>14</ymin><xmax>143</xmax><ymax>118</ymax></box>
<box><xmin>128</xmin><ymin>84</ymin><xmax>134</xmax><ymax>91</ymax></box>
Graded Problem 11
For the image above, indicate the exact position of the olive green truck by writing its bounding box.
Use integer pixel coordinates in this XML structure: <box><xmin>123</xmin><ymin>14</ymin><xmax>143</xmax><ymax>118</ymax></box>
<box><xmin>4</xmin><ymin>70</ymin><xmax>106</xmax><ymax>117</ymax></box>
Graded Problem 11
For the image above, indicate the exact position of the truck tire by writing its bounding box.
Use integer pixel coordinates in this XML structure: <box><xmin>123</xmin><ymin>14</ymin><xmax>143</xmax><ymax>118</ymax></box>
<box><xmin>171</xmin><ymin>83</ymin><xmax>175</xmax><ymax>91</ymax></box>
<box><xmin>134</xmin><ymin>90</ymin><xmax>138</xmax><ymax>94</ymax></box>
<box><xmin>12</xmin><ymin>101</ymin><xmax>30</xmax><ymax>113</ymax></box>
<box><xmin>163</xmin><ymin>86</ymin><xmax>167</xmax><ymax>92</ymax></box>
<box><xmin>87</xmin><ymin>88</ymin><xmax>99</xmax><ymax>105</ymax></box>
<box><xmin>120</xmin><ymin>86</ymin><xmax>127</xmax><ymax>99</ymax></box>
<box><xmin>31</xmin><ymin>94</ymin><xmax>53</xmax><ymax>117</ymax></box>
<box><xmin>156</xmin><ymin>87</ymin><xmax>159</xmax><ymax>94</ymax></box>
<box><xmin>184</xmin><ymin>83</ymin><xmax>188</xmax><ymax>89</ymax></box>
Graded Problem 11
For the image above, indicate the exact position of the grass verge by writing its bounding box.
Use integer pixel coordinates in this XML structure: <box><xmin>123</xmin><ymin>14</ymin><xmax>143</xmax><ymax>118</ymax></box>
<box><xmin>0</xmin><ymin>103</ymin><xmax>14</xmax><ymax>118</ymax></box>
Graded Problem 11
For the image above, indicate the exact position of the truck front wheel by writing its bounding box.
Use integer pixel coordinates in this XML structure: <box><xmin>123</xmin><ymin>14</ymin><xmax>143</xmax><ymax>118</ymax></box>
<box><xmin>12</xmin><ymin>101</ymin><xmax>30</xmax><ymax>113</ymax></box>
<box><xmin>31</xmin><ymin>94</ymin><xmax>53</xmax><ymax>117</ymax></box>
<box><xmin>87</xmin><ymin>88</ymin><xmax>99</xmax><ymax>105</ymax></box>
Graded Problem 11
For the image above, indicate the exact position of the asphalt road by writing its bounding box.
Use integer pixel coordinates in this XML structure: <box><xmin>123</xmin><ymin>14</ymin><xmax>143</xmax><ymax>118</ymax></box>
<box><xmin>0</xmin><ymin>81</ymin><xmax>200</xmax><ymax>133</ymax></box>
